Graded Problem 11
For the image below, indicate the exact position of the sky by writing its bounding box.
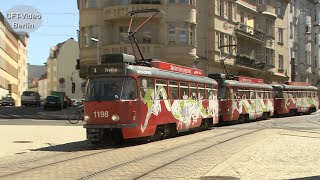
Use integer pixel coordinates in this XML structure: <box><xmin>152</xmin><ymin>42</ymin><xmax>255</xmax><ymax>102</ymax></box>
<box><xmin>1</xmin><ymin>0</ymin><xmax>79</xmax><ymax>65</ymax></box>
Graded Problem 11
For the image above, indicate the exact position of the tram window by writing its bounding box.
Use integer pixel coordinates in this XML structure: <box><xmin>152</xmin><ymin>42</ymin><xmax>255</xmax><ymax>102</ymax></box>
<box><xmin>218</xmin><ymin>86</ymin><xmax>228</xmax><ymax>99</ymax></box>
<box><xmin>238</xmin><ymin>89</ymin><xmax>244</xmax><ymax>99</ymax></box>
<box><xmin>205</xmin><ymin>84</ymin><xmax>212</xmax><ymax>99</ymax></box>
<box><xmin>251</xmin><ymin>90</ymin><xmax>256</xmax><ymax>99</ymax></box>
<box><xmin>198</xmin><ymin>84</ymin><xmax>205</xmax><ymax>100</ymax></box>
<box><xmin>212</xmin><ymin>89</ymin><xmax>218</xmax><ymax>100</ymax></box>
<box><xmin>140</xmin><ymin>77</ymin><xmax>155</xmax><ymax>100</ymax></box>
<box><xmin>265</xmin><ymin>90</ymin><xmax>269</xmax><ymax>99</ymax></box>
<box><xmin>180</xmin><ymin>82</ymin><xmax>189</xmax><ymax>99</ymax></box>
<box><xmin>156</xmin><ymin>79</ymin><xmax>168</xmax><ymax>100</ymax></box>
<box><xmin>274</xmin><ymin>91</ymin><xmax>283</xmax><ymax>98</ymax></box>
<box><xmin>256</xmin><ymin>90</ymin><xmax>261</xmax><ymax>99</ymax></box>
<box><xmin>244</xmin><ymin>90</ymin><xmax>250</xmax><ymax>99</ymax></box>
<box><xmin>232</xmin><ymin>87</ymin><xmax>238</xmax><ymax>99</ymax></box>
<box><xmin>169</xmin><ymin>81</ymin><xmax>179</xmax><ymax>99</ymax></box>
<box><xmin>283</xmin><ymin>91</ymin><xmax>288</xmax><ymax>98</ymax></box>
<box><xmin>190</xmin><ymin>83</ymin><xmax>197</xmax><ymax>99</ymax></box>
<box><xmin>303</xmin><ymin>91</ymin><xmax>307</xmax><ymax>97</ymax></box>
<box><xmin>122</xmin><ymin>78</ymin><xmax>138</xmax><ymax>100</ymax></box>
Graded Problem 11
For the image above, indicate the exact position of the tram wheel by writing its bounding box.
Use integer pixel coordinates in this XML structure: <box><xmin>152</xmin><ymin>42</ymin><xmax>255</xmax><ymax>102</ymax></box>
<box><xmin>238</xmin><ymin>115</ymin><xmax>245</xmax><ymax>124</ymax></box>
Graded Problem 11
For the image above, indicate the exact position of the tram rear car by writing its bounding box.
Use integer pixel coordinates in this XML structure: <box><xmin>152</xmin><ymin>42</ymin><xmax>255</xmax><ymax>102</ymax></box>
<box><xmin>272</xmin><ymin>82</ymin><xmax>318</xmax><ymax>116</ymax></box>
<box><xmin>209</xmin><ymin>74</ymin><xmax>274</xmax><ymax>124</ymax></box>
<box><xmin>83</xmin><ymin>55</ymin><xmax>219</xmax><ymax>144</ymax></box>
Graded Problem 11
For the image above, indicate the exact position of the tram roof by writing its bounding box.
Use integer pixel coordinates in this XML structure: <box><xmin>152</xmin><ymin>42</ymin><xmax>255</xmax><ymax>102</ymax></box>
<box><xmin>222</xmin><ymin>80</ymin><xmax>273</xmax><ymax>89</ymax></box>
<box><xmin>127</xmin><ymin>65</ymin><xmax>218</xmax><ymax>85</ymax></box>
<box><xmin>272</xmin><ymin>84</ymin><xmax>318</xmax><ymax>90</ymax></box>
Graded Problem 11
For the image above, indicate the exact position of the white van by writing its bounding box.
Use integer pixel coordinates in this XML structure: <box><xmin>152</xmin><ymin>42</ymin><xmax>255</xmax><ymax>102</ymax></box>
<box><xmin>21</xmin><ymin>91</ymin><xmax>41</xmax><ymax>106</ymax></box>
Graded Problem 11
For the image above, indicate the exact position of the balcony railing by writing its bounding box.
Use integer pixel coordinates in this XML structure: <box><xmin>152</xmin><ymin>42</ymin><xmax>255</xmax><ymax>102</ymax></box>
<box><xmin>235</xmin><ymin>55</ymin><xmax>265</xmax><ymax>70</ymax></box>
<box><xmin>103</xmin><ymin>4</ymin><xmax>163</xmax><ymax>20</ymax></box>
<box><xmin>236</xmin><ymin>23</ymin><xmax>266</xmax><ymax>42</ymax></box>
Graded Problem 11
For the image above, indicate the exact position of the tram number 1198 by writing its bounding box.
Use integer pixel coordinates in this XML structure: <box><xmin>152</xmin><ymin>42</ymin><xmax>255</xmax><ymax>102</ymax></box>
<box><xmin>93</xmin><ymin>111</ymin><xmax>109</xmax><ymax>118</ymax></box>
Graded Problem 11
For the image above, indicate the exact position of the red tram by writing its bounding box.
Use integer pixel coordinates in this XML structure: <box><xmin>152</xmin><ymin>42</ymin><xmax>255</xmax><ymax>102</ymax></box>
<box><xmin>83</xmin><ymin>54</ymin><xmax>219</xmax><ymax>144</ymax></box>
<box><xmin>209</xmin><ymin>74</ymin><xmax>274</xmax><ymax>124</ymax></box>
<box><xmin>272</xmin><ymin>82</ymin><xmax>318</xmax><ymax>116</ymax></box>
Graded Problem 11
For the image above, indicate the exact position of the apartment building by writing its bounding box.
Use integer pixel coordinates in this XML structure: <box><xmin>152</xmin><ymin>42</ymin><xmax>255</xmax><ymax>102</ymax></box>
<box><xmin>77</xmin><ymin>0</ymin><xmax>291</xmax><ymax>83</ymax></box>
<box><xmin>46</xmin><ymin>38</ymin><xmax>84</xmax><ymax>100</ymax></box>
<box><xmin>197</xmin><ymin>0</ymin><xmax>290</xmax><ymax>83</ymax></box>
<box><xmin>288</xmin><ymin>0</ymin><xmax>320</xmax><ymax>86</ymax></box>
<box><xmin>0</xmin><ymin>12</ymin><xmax>28</xmax><ymax>106</ymax></box>
<box><xmin>77</xmin><ymin>0</ymin><xmax>197</xmax><ymax>78</ymax></box>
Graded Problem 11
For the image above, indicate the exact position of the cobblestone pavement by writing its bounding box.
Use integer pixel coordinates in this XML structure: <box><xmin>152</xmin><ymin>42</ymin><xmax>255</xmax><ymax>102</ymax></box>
<box><xmin>0</xmin><ymin>113</ymin><xmax>320</xmax><ymax>179</ymax></box>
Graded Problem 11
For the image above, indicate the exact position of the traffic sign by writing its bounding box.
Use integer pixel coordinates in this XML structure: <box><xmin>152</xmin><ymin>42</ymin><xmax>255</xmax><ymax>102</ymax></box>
<box><xmin>59</xmin><ymin>78</ymin><xmax>65</xmax><ymax>84</ymax></box>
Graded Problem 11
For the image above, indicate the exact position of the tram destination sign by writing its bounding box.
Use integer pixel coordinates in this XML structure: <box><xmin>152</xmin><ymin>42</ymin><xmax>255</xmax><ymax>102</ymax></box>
<box><xmin>88</xmin><ymin>64</ymin><xmax>126</xmax><ymax>76</ymax></box>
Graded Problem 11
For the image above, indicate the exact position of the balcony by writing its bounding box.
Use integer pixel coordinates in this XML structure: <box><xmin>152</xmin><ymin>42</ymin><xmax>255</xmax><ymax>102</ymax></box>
<box><xmin>265</xmin><ymin>57</ymin><xmax>275</xmax><ymax>69</ymax></box>
<box><xmin>103</xmin><ymin>4</ymin><xmax>163</xmax><ymax>21</ymax></box>
<box><xmin>235</xmin><ymin>23</ymin><xmax>266</xmax><ymax>42</ymax></box>
<box><xmin>257</xmin><ymin>4</ymin><xmax>276</xmax><ymax>18</ymax></box>
<box><xmin>100</xmin><ymin>44</ymin><xmax>163</xmax><ymax>59</ymax></box>
<box><xmin>235</xmin><ymin>55</ymin><xmax>265</xmax><ymax>70</ymax></box>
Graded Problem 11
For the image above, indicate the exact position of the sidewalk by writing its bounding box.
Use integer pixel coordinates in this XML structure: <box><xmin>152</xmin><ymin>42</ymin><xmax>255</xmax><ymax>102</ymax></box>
<box><xmin>0</xmin><ymin>125</ymin><xmax>86</xmax><ymax>158</ymax></box>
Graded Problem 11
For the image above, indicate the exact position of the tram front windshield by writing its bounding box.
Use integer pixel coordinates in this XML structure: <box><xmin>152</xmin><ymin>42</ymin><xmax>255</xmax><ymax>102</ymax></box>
<box><xmin>85</xmin><ymin>77</ymin><xmax>137</xmax><ymax>101</ymax></box>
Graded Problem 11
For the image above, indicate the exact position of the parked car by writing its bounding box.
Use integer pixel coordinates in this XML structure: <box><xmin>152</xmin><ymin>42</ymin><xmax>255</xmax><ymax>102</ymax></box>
<box><xmin>0</xmin><ymin>97</ymin><xmax>15</xmax><ymax>107</ymax></box>
<box><xmin>21</xmin><ymin>91</ymin><xmax>41</xmax><ymax>106</ymax></box>
<box><xmin>43</xmin><ymin>95</ymin><xmax>62</xmax><ymax>110</ymax></box>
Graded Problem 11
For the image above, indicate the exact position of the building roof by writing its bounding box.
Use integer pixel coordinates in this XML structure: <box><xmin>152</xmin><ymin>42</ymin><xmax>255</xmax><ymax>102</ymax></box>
<box><xmin>28</xmin><ymin>65</ymin><xmax>47</xmax><ymax>84</ymax></box>
<box><xmin>49</xmin><ymin>38</ymin><xmax>75</xmax><ymax>58</ymax></box>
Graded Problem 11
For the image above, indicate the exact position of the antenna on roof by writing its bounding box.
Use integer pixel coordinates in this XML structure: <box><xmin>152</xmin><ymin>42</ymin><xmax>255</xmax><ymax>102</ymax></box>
<box><xmin>126</xmin><ymin>9</ymin><xmax>165</xmax><ymax>66</ymax></box>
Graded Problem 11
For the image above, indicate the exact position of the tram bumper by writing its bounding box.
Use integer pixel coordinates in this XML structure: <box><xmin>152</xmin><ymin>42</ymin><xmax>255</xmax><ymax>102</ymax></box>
<box><xmin>84</xmin><ymin>124</ymin><xmax>138</xmax><ymax>142</ymax></box>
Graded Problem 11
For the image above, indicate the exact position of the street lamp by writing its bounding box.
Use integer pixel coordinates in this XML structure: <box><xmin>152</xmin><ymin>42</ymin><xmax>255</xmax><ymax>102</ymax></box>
<box><xmin>91</xmin><ymin>37</ymin><xmax>100</xmax><ymax>64</ymax></box>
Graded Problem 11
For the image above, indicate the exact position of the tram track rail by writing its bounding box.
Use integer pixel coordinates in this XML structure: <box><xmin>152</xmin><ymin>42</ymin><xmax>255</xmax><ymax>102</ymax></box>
<box><xmin>0</xmin><ymin>127</ymin><xmax>259</xmax><ymax>179</ymax></box>
<box><xmin>77</xmin><ymin>128</ymin><xmax>264</xmax><ymax>180</ymax></box>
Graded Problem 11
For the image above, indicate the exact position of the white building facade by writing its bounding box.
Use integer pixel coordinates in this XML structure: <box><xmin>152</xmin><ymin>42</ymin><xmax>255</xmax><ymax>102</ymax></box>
<box><xmin>289</xmin><ymin>0</ymin><xmax>320</xmax><ymax>85</ymax></box>
<box><xmin>47</xmin><ymin>38</ymin><xmax>84</xmax><ymax>100</ymax></box>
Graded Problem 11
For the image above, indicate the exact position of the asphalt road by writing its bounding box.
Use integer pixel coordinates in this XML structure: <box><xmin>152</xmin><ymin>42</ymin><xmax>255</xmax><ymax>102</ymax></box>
<box><xmin>0</xmin><ymin>106</ymin><xmax>78</xmax><ymax>121</ymax></box>
<box><xmin>0</xmin><ymin>112</ymin><xmax>320</xmax><ymax>179</ymax></box>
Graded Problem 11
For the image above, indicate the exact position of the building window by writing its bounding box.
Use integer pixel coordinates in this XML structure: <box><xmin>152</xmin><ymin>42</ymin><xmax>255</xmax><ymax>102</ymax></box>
<box><xmin>290</xmin><ymin>22</ymin><xmax>293</xmax><ymax>37</ymax></box>
<box><xmin>315</xmin><ymin>34</ymin><xmax>317</xmax><ymax>44</ymax></box>
<box><xmin>219</xmin><ymin>33</ymin><xmax>224</xmax><ymax>52</ymax></box>
<box><xmin>168</xmin><ymin>24</ymin><xmax>176</xmax><ymax>44</ymax></box>
<box><xmin>179</xmin><ymin>24</ymin><xmax>187</xmax><ymax>44</ymax></box>
<box><xmin>143</xmin><ymin>27</ymin><xmax>152</xmax><ymax>44</ymax></box>
<box><xmin>85</xmin><ymin>0</ymin><xmax>97</xmax><ymax>8</ymax></box>
<box><xmin>240</xmin><ymin>11</ymin><xmax>244</xmax><ymax>23</ymax></box>
<box><xmin>227</xmin><ymin>1</ymin><xmax>233</xmax><ymax>20</ymax></box>
<box><xmin>305</xmin><ymin>25</ymin><xmax>310</xmax><ymax>33</ymax></box>
<box><xmin>81</xmin><ymin>26</ymin><xmax>98</xmax><ymax>48</ymax></box>
<box><xmin>306</xmin><ymin>51</ymin><xmax>311</xmax><ymax>65</ymax></box>
<box><xmin>168</xmin><ymin>0</ymin><xmax>190</xmax><ymax>4</ymax></box>
<box><xmin>315</xmin><ymin>56</ymin><xmax>317</xmax><ymax>67</ymax></box>
<box><xmin>119</xmin><ymin>26</ymin><xmax>129</xmax><ymax>44</ymax></box>
<box><xmin>278</xmin><ymin>54</ymin><xmax>283</xmax><ymax>70</ymax></box>
<box><xmin>131</xmin><ymin>0</ymin><xmax>160</xmax><ymax>4</ymax></box>
<box><xmin>120</xmin><ymin>0</ymin><xmax>129</xmax><ymax>4</ymax></box>
<box><xmin>278</xmin><ymin>28</ymin><xmax>283</xmax><ymax>43</ymax></box>
<box><xmin>276</xmin><ymin>2</ymin><xmax>282</xmax><ymax>16</ymax></box>
<box><xmin>219</xmin><ymin>0</ymin><xmax>224</xmax><ymax>17</ymax></box>
<box><xmin>168</xmin><ymin>23</ymin><xmax>193</xmax><ymax>45</ymax></box>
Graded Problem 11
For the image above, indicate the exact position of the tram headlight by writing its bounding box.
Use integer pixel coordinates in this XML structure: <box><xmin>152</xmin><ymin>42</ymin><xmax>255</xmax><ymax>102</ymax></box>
<box><xmin>84</xmin><ymin>115</ymin><xmax>90</xmax><ymax>121</ymax></box>
<box><xmin>111</xmin><ymin>114</ymin><xmax>120</xmax><ymax>122</ymax></box>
